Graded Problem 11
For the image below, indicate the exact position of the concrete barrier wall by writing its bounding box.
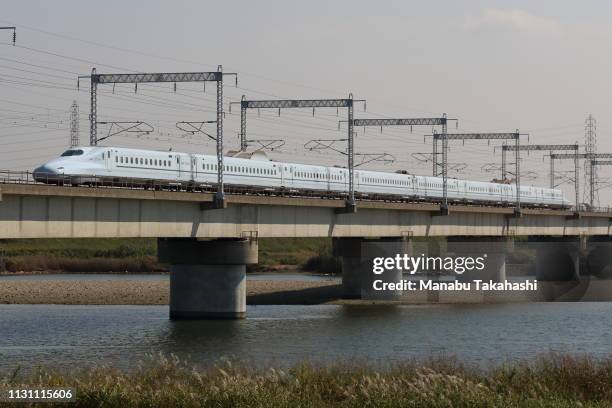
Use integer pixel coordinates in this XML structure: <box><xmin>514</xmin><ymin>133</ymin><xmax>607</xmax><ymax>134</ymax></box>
<box><xmin>0</xmin><ymin>193</ymin><xmax>611</xmax><ymax>238</ymax></box>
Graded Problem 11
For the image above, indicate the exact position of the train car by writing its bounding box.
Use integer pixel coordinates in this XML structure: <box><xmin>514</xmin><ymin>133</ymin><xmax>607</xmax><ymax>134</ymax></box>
<box><xmin>32</xmin><ymin>146</ymin><xmax>571</xmax><ymax>209</ymax></box>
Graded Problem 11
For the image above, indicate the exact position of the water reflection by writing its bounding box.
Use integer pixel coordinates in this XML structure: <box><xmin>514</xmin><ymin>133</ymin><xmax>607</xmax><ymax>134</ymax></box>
<box><xmin>0</xmin><ymin>303</ymin><xmax>611</xmax><ymax>373</ymax></box>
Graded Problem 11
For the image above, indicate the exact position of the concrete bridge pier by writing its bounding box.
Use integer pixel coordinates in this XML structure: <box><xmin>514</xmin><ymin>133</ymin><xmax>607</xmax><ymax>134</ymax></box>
<box><xmin>587</xmin><ymin>236</ymin><xmax>612</xmax><ymax>279</ymax></box>
<box><xmin>447</xmin><ymin>237</ymin><xmax>512</xmax><ymax>283</ymax></box>
<box><xmin>158</xmin><ymin>238</ymin><xmax>258</xmax><ymax>319</ymax></box>
<box><xmin>332</xmin><ymin>238</ymin><xmax>363</xmax><ymax>299</ymax></box>
<box><xmin>532</xmin><ymin>237</ymin><xmax>582</xmax><ymax>281</ymax></box>
<box><xmin>333</xmin><ymin>237</ymin><xmax>413</xmax><ymax>300</ymax></box>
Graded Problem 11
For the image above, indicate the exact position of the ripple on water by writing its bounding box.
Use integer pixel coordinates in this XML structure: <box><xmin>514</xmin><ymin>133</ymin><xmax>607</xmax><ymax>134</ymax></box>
<box><xmin>0</xmin><ymin>303</ymin><xmax>610</xmax><ymax>372</ymax></box>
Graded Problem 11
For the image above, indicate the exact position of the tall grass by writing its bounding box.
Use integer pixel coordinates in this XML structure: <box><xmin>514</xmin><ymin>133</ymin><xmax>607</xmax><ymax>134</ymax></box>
<box><xmin>0</xmin><ymin>237</ymin><xmax>334</xmax><ymax>273</ymax></box>
<box><xmin>1</xmin><ymin>353</ymin><xmax>610</xmax><ymax>407</ymax></box>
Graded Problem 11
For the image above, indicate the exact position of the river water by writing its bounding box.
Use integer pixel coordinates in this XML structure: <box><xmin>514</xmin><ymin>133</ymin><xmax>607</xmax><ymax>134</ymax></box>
<box><xmin>1</xmin><ymin>302</ymin><xmax>611</xmax><ymax>372</ymax></box>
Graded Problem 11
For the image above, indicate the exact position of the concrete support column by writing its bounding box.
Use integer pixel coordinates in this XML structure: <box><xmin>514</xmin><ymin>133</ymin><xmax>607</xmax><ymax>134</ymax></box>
<box><xmin>332</xmin><ymin>238</ymin><xmax>363</xmax><ymax>299</ymax></box>
<box><xmin>426</xmin><ymin>240</ymin><xmax>442</xmax><ymax>302</ymax></box>
<box><xmin>158</xmin><ymin>238</ymin><xmax>258</xmax><ymax>319</ymax></box>
<box><xmin>587</xmin><ymin>236</ymin><xmax>612</xmax><ymax>278</ymax></box>
<box><xmin>333</xmin><ymin>237</ymin><xmax>413</xmax><ymax>300</ymax></box>
<box><xmin>447</xmin><ymin>237</ymin><xmax>512</xmax><ymax>283</ymax></box>
<box><xmin>532</xmin><ymin>238</ymin><xmax>581</xmax><ymax>281</ymax></box>
<box><xmin>361</xmin><ymin>238</ymin><xmax>412</xmax><ymax>301</ymax></box>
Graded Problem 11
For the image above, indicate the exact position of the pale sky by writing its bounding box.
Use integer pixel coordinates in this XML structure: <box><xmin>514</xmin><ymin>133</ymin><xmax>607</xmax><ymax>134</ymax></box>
<box><xmin>1</xmin><ymin>1</ymin><xmax>611</xmax><ymax>205</ymax></box>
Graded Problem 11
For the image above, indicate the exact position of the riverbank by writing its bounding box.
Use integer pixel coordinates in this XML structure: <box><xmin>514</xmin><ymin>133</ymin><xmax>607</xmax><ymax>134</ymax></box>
<box><xmin>2</xmin><ymin>277</ymin><xmax>612</xmax><ymax>305</ymax></box>
<box><xmin>1</xmin><ymin>353</ymin><xmax>610</xmax><ymax>407</ymax></box>
<box><xmin>0</xmin><ymin>279</ymin><xmax>342</xmax><ymax>305</ymax></box>
<box><xmin>0</xmin><ymin>237</ymin><xmax>338</xmax><ymax>273</ymax></box>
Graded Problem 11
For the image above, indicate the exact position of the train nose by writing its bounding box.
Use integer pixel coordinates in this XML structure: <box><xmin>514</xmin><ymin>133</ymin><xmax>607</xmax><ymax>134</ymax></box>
<box><xmin>33</xmin><ymin>164</ymin><xmax>60</xmax><ymax>182</ymax></box>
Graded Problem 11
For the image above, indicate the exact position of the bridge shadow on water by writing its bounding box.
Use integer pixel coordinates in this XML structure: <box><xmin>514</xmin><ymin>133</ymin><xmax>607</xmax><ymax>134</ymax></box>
<box><xmin>247</xmin><ymin>284</ymin><xmax>343</xmax><ymax>305</ymax></box>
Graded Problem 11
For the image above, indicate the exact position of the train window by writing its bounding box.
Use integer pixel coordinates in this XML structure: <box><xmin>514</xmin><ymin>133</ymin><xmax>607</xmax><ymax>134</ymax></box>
<box><xmin>115</xmin><ymin>156</ymin><xmax>118</xmax><ymax>163</ymax></box>
<box><xmin>61</xmin><ymin>149</ymin><xmax>84</xmax><ymax>157</ymax></box>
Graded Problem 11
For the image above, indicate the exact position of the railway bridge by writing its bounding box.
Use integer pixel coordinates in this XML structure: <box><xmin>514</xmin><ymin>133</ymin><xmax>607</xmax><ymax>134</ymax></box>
<box><xmin>1</xmin><ymin>182</ymin><xmax>611</xmax><ymax>318</ymax></box>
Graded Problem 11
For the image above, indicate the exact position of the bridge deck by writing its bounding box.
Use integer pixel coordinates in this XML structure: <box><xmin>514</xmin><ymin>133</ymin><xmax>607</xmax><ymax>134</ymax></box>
<box><xmin>0</xmin><ymin>183</ymin><xmax>610</xmax><ymax>238</ymax></box>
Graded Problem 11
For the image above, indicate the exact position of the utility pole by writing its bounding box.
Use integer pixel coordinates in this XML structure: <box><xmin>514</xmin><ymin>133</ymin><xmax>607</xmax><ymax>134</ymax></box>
<box><xmin>552</xmin><ymin>152</ymin><xmax>612</xmax><ymax>209</ymax></box>
<box><xmin>345</xmin><ymin>116</ymin><xmax>453</xmax><ymax>214</ymax></box>
<box><xmin>584</xmin><ymin>115</ymin><xmax>597</xmax><ymax>206</ymax></box>
<box><xmin>501</xmin><ymin>144</ymin><xmax>579</xmax><ymax>207</ymax></box>
<box><xmin>232</xmin><ymin>95</ymin><xmax>366</xmax><ymax>213</ymax></box>
<box><xmin>69</xmin><ymin>100</ymin><xmax>80</xmax><ymax>147</ymax></box>
<box><xmin>78</xmin><ymin>68</ymin><xmax>237</xmax><ymax>209</ymax></box>
<box><xmin>432</xmin><ymin>131</ymin><xmax>523</xmax><ymax>215</ymax></box>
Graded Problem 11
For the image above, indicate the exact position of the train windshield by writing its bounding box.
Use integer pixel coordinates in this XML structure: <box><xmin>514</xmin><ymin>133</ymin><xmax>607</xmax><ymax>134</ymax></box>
<box><xmin>60</xmin><ymin>149</ymin><xmax>84</xmax><ymax>157</ymax></box>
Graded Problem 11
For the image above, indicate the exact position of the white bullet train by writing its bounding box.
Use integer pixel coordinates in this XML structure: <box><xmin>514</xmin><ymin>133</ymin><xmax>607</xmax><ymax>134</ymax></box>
<box><xmin>32</xmin><ymin>146</ymin><xmax>571</xmax><ymax>208</ymax></box>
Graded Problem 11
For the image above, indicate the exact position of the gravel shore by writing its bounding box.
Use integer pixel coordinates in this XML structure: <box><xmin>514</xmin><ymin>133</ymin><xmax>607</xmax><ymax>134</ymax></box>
<box><xmin>0</xmin><ymin>279</ymin><xmax>342</xmax><ymax>305</ymax></box>
<box><xmin>1</xmin><ymin>277</ymin><xmax>610</xmax><ymax>305</ymax></box>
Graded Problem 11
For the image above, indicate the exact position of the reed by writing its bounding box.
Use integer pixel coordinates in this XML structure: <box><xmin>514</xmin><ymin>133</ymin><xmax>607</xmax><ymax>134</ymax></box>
<box><xmin>1</xmin><ymin>353</ymin><xmax>610</xmax><ymax>407</ymax></box>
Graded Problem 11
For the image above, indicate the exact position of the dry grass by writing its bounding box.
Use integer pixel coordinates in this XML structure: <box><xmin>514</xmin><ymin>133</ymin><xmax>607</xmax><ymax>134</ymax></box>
<box><xmin>1</xmin><ymin>353</ymin><xmax>610</xmax><ymax>407</ymax></box>
<box><xmin>0</xmin><ymin>237</ymin><xmax>335</xmax><ymax>273</ymax></box>
<box><xmin>1</xmin><ymin>255</ymin><xmax>164</xmax><ymax>273</ymax></box>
